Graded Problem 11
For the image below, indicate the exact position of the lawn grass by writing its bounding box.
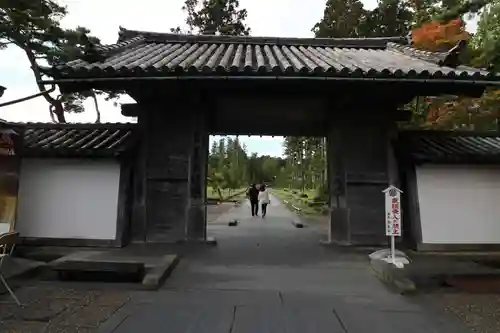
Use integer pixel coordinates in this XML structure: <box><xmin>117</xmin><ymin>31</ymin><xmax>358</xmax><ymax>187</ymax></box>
<box><xmin>272</xmin><ymin>188</ymin><xmax>329</xmax><ymax>216</ymax></box>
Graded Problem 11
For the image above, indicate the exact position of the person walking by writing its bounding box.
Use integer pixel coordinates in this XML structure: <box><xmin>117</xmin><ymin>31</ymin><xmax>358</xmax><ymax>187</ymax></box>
<box><xmin>258</xmin><ymin>184</ymin><xmax>270</xmax><ymax>218</ymax></box>
<box><xmin>247</xmin><ymin>184</ymin><xmax>259</xmax><ymax>216</ymax></box>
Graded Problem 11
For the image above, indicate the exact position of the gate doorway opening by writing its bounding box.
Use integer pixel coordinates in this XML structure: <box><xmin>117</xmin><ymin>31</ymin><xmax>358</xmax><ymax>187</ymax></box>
<box><xmin>205</xmin><ymin>134</ymin><xmax>330</xmax><ymax>241</ymax></box>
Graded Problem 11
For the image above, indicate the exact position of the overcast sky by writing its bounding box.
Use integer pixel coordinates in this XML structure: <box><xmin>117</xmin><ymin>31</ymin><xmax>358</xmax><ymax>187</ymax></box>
<box><xmin>0</xmin><ymin>0</ymin><xmax>477</xmax><ymax>157</ymax></box>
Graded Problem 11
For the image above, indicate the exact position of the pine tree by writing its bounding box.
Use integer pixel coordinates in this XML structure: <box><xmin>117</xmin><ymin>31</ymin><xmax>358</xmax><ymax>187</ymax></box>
<box><xmin>173</xmin><ymin>0</ymin><xmax>250</xmax><ymax>35</ymax></box>
<box><xmin>0</xmin><ymin>0</ymin><xmax>119</xmax><ymax>122</ymax></box>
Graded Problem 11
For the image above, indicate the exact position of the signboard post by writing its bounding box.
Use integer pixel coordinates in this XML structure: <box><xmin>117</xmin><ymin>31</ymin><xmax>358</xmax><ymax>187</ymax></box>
<box><xmin>383</xmin><ymin>185</ymin><xmax>402</xmax><ymax>265</ymax></box>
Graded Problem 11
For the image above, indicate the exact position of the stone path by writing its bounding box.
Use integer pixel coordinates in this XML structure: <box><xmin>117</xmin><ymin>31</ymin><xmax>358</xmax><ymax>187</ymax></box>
<box><xmin>96</xmin><ymin>193</ymin><xmax>471</xmax><ymax>332</ymax></box>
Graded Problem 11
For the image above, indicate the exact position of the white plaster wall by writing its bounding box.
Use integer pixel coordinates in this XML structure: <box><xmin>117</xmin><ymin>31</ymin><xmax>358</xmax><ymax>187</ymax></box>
<box><xmin>416</xmin><ymin>164</ymin><xmax>500</xmax><ymax>244</ymax></box>
<box><xmin>16</xmin><ymin>158</ymin><xmax>120</xmax><ymax>240</ymax></box>
<box><xmin>0</xmin><ymin>224</ymin><xmax>9</xmax><ymax>234</ymax></box>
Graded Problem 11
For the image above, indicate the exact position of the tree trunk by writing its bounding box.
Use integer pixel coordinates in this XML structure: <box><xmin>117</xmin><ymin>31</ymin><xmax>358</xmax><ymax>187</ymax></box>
<box><xmin>23</xmin><ymin>48</ymin><xmax>66</xmax><ymax>123</ymax></box>
<box><xmin>217</xmin><ymin>187</ymin><xmax>224</xmax><ymax>201</ymax></box>
<box><xmin>91</xmin><ymin>90</ymin><xmax>101</xmax><ymax>123</ymax></box>
<box><xmin>49</xmin><ymin>105</ymin><xmax>56</xmax><ymax>123</ymax></box>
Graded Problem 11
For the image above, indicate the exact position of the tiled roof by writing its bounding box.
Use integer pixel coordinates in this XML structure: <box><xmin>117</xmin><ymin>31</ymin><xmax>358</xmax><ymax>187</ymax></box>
<box><xmin>45</xmin><ymin>28</ymin><xmax>498</xmax><ymax>83</ymax></box>
<box><xmin>19</xmin><ymin>123</ymin><xmax>137</xmax><ymax>157</ymax></box>
<box><xmin>398</xmin><ymin>131</ymin><xmax>500</xmax><ymax>163</ymax></box>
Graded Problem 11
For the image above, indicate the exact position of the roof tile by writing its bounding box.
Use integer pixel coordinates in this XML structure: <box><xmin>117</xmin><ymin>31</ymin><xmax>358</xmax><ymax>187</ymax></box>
<box><xmin>48</xmin><ymin>29</ymin><xmax>499</xmax><ymax>82</ymax></box>
<box><xmin>399</xmin><ymin>131</ymin><xmax>500</xmax><ymax>162</ymax></box>
<box><xmin>19</xmin><ymin>123</ymin><xmax>136</xmax><ymax>157</ymax></box>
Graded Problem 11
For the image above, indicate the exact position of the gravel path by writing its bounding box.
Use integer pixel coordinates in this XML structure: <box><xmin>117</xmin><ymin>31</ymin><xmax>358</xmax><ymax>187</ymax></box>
<box><xmin>418</xmin><ymin>293</ymin><xmax>500</xmax><ymax>333</ymax></box>
<box><xmin>0</xmin><ymin>282</ymin><xmax>131</xmax><ymax>332</ymax></box>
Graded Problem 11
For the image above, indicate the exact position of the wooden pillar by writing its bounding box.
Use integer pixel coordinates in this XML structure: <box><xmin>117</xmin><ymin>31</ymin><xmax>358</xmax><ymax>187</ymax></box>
<box><xmin>130</xmin><ymin>113</ymin><xmax>147</xmax><ymax>242</ymax></box>
<box><xmin>186</xmin><ymin>108</ymin><xmax>209</xmax><ymax>241</ymax></box>
<box><xmin>130</xmin><ymin>97</ymin><xmax>208</xmax><ymax>243</ymax></box>
<box><xmin>327</xmin><ymin>109</ymin><xmax>398</xmax><ymax>246</ymax></box>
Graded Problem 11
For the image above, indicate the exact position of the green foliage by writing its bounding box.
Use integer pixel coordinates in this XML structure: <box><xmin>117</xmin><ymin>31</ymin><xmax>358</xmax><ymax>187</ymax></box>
<box><xmin>0</xmin><ymin>0</ymin><xmax>119</xmax><ymax>122</ymax></box>
<box><xmin>368</xmin><ymin>0</ymin><xmax>413</xmax><ymax>36</ymax></box>
<box><xmin>312</xmin><ymin>0</ymin><xmax>500</xmax><ymax>131</ymax></box>
<box><xmin>472</xmin><ymin>0</ymin><xmax>500</xmax><ymax>71</ymax></box>
<box><xmin>312</xmin><ymin>0</ymin><xmax>413</xmax><ymax>38</ymax></box>
<box><xmin>314</xmin><ymin>183</ymin><xmax>329</xmax><ymax>203</ymax></box>
<box><xmin>312</xmin><ymin>0</ymin><xmax>370</xmax><ymax>38</ymax></box>
<box><xmin>282</xmin><ymin>137</ymin><xmax>327</xmax><ymax>191</ymax></box>
<box><xmin>172</xmin><ymin>0</ymin><xmax>250</xmax><ymax>35</ymax></box>
<box><xmin>436</xmin><ymin>0</ymin><xmax>489</xmax><ymax>22</ymax></box>
<box><xmin>208</xmin><ymin>136</ymin><xmax>284</xmax><ymax>193</ymax></box>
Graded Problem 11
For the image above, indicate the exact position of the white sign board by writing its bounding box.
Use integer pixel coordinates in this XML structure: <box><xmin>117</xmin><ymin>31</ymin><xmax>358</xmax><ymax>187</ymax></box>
<box><xmin>383</xmin><ymin>185</ymin><xmax>402</xmax><ymax>236</ymax></box>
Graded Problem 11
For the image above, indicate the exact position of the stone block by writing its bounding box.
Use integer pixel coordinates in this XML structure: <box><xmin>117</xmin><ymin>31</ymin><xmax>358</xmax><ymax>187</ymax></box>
<box><xmin>142</xmin><ymin>255</ymin><xmax>180</xmax><ymax>290</ymax></box>
<box><xmin>50</xmin><ymin>255</ymin><xmax>145</xmax><ymax>283</ymax></box>
<box><xmin>370</xmin><ymin>258</ymin><xmax>416</xmax><ymax>294</ymax></box>
<box><xmin>52</xmin><ymin>260</ymin><xmax>144</xmax><ymax>275</ymax></box>
<box><xmin>206</xmin><ymin>237</ymin><xmax>217</xmax><ymax>246</ymax></box>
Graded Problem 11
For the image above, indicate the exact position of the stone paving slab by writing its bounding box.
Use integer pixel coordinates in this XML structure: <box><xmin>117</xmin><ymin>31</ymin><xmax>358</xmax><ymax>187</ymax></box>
<box><xmin>230</xmin><ymin>305</ymin><xmax>284</xmax><ymax>333</ymax></box>
<box><xmin>107</xmin><ymin>304</ymin><xmax>235</xmax><ymax>333</ymax></box>
<box><xmin>281</xmin><ymin>307</ymin><xmax>345</xmax><ymax>333</ymax></box>
<box><xmin>99</xmin><ymin>296</ymin><xmax>469</xmax><ymax>333</ymax></box>
<box><xmin>280</xmin><ymin>291</ymin><xmax>424</xmax><ymax>312</ymax></box>
<box><xmin>131</xmin><ymin>289</ymin><xmax>282</xmax><ymax>307</ymax></box>
<box><xmin>335</xmin><ymin>306</ymin><xmax>471</xmax><ymax>333</ymax></box>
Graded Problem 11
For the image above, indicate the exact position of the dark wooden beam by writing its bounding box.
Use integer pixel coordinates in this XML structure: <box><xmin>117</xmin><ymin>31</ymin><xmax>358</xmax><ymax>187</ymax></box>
<box><xmin>115</xmin><ymin>156</ymin><xmax>134</xmax><ymax>246</ymax></box>
<box><xmin>403</xmin><ymin>165</ymin><xmax>423</xmax><ymax>249</ymax></box>
<box><xmin>395</xmin><ymin>109</ymin><xmax>413</xmax><ymax>122</ymax></box>
<box><xmin>121</xmin><ymin>103</ymin><xmax>141</xmax><ymax>117</ymax></box>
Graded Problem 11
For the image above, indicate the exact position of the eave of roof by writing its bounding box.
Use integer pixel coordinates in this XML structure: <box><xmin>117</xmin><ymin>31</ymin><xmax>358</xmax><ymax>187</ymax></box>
<box><xmin>16</xmin><ymin>122</ymin><xmax>137</xmax><ymax>158</ymax></box>
<box><xmin>40</xmin><ymin>28</ymin><xmax>500</xmax><ymax>85</ymax></box>
<box><xmin>398</xmin><ymin>130</ymin><xmax>500</xmax><ymax>164</ymax></box>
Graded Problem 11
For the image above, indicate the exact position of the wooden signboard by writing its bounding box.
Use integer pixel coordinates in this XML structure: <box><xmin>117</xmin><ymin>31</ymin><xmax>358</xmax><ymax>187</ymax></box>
<box><xmin>0</xmin><ymin>128</ymin><xmax>19</xmax><ymax>234</ymax></box>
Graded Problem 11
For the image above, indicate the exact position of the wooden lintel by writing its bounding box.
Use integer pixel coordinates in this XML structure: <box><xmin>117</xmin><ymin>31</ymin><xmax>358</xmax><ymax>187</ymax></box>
<box><xmin>121</xmin><ymin>103</ymin><xmax>141</xmax><ymax>117</ymax></box>
<box><xmin>394</xmin><ymin>109</ymin><xmax>413</xmax><ymax>122</ymax></box>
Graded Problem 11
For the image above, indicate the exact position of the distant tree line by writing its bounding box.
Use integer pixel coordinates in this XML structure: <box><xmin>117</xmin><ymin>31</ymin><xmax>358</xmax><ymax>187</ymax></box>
<box><xmin>207</xmin><ymin>137</ymin><xmax>285</xmax><ymax>199</ymax></box>
<box><xmin>207</xmin><ymin>136</ymin><xmax>329</xmax><ymax>202</ymax></box>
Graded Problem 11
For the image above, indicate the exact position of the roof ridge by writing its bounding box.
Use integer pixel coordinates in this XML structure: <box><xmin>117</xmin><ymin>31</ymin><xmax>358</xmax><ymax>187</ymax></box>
<box><xmin>400</xmin><ymin>130</ymin><xmax>500</xmax><ymax>138</ymax></box>
<box><xmin>388</xmin><ymin>40</ymin><xmax>475</xmax><ymax>69</ymax></box>
<box><xmin>387</xmin><ymin>42</ymin><xmax>447</xmax><ymax>66</ymax></box>
<box><xmin>117</xmin><ymin>27</ymin><xmax>408</xmax><ymax>48</ymax></box>
<box><xmin>96</xmin><ymin>35</ymin><xmax>145</xmax><ymax>55</ymax></box>
<box><xmin>12</xmin><ymin>122</ymin><xmax>137</xmax><ymax>129</ymax></box>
